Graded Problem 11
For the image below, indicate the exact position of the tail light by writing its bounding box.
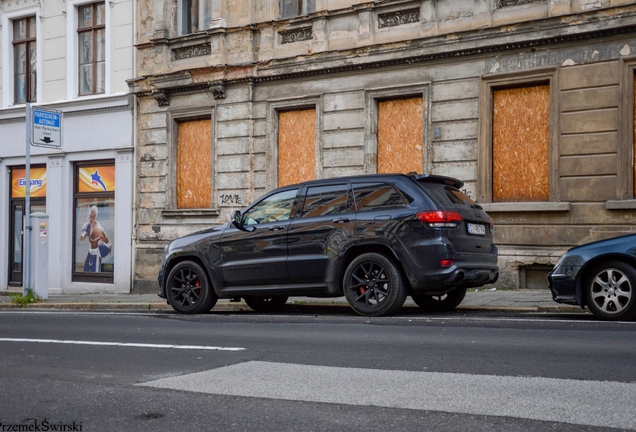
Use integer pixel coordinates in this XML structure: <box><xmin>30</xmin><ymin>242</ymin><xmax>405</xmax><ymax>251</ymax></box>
<box><xmin>417</xmin><ymin>211</ymin><xmax>462</xmax><ymax>228</ymax></box>
<box><xmin>489</xmin><ymin>216</ymin><xmax>494</xmax><ymax>232</ymax></box>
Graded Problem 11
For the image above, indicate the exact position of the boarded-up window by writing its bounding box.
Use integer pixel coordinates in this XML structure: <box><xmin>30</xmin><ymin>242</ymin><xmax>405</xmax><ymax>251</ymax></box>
<box><xmin>176</xmin><ymin>119</ymin><xmax>212</xmax><ymax>209</ymax></box>
<box><xmin>492</xmin><ymin>85</ymin><xmax>550</xmax><ymax>202</ymax></box>
<box><xmin>377</xmin><ymin>97</ymin><xmax>423</xmax><ymax>174</ymax></box>
<box><xmin>278</xmin><ymin>108</ymin><xmax>316</xmax><ymax>188</ymax></box>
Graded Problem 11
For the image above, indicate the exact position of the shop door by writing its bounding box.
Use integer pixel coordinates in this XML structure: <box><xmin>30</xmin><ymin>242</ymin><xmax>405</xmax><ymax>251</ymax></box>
<box><xmin>8</xmin><ymin>200</ymin><xmax>45</xmax><ymax>286</ymax></box>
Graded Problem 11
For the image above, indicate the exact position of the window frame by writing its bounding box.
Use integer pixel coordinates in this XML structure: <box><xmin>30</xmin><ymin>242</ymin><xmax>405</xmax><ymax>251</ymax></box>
<box><xmin>12</xmin><ymin>16</ymin><xmax>37</xmax><ymax>104</ymax></box>
<box><xmin>66</xmin><ymin>0</ymin><xmax>111</xmax><ymax>99</ymax></box>
<box><xmin>178</xmin><ymin>0</ymin><xmax>212</xmax><ymax>35</ymax></box>
<box><xmin>72</xmin><ymin>160</ymin><xmax>116</xmax><ymax>284</ymax></box>
<box><xmin>478</xmin><ymin>68</ymin><xmax>560</xmax><ymax>205</ymax></box>
<box><xmin>163</xmin><ymin>107</ymin><xmax>219</xmax><ymax>218</ymax></box>
<box><xmin>1</xmin><ymin>7</ymin><xmax>41</xmax><ymax>107</ymax></box>
<box><xmin>77</xmin><ymin>2</ymin><xmax>106</xmax><ymax>96</ymax></box>
<box><xmin>267</xmin><ymin>97</ymin><xmax>322</xmax><ymax>191</ymax></box>
<box><xmin>364</xmin><ymin>83</ymin><xmax>430</xmax><ymax>175</ymax></box>
<box><xmin>280</xmin><ymin>0</ymin><xmax>316</xmax><ymax>18</ymax></box>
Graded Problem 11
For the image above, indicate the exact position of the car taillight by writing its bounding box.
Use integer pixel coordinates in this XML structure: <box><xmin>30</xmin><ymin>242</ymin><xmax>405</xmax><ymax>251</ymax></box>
<box><xmin>417</xmin><ymin>211</ymin><xmax>462</xmax><ymax>228</ymax></box>
<box><xmin>489</xmin><ymin>216</ymin><xmax>494</xmax><ymax>232</ymax></box>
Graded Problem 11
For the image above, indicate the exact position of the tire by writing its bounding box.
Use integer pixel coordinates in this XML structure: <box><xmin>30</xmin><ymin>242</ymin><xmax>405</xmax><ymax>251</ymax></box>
<box><xmin>243</xmin><ymin>296</ymin><xmax>289</xmax><ymax>312</ymax></box>
<box><xmin>166</xmin><ymin>261</ymin><xmax>217</xmax><ymax>314</ymax></box>
<box><xmin>412</xmin><ymin>288</ymin><xmax>467</xmax><ymax>312</ymax></box>
<box><xmin>584</xmin><ymin>261</ymin><xmax>636</xmax><ymax>321</ymax></box>
<box><xmin>343</xmin><ymin>253</ymin><xmax>407</xmax><ymax>317</ymax></box>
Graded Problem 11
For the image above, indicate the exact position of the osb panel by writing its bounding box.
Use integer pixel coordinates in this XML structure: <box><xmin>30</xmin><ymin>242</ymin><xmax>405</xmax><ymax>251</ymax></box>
<box><xmin>278</xmin><ymin>109</ymin><xmax>316</xmax><ymax>187</ymax></box>
<box><xmin>493</xmin><ymin>85</ymin><xmax>549</xmax><ymax>202</ymax></box>
<box><xmin>177</xmin><ymin>119</ymin><xmax>212</xmax><ymax>209</ymax></box>
<box><xmin>378</xmin><ymin>98</ymin><xmax>423</xmax><ymax>174</ymax></box>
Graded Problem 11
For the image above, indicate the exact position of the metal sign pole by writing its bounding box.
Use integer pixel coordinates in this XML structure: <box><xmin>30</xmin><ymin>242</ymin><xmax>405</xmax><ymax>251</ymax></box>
<box><xmin>24</xmin><ymin>103</ymin><xmax>32</xmax><ymax>296</ymax></box>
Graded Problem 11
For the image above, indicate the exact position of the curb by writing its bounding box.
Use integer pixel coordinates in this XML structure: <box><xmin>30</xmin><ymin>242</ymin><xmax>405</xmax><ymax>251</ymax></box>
<box><xmin>0</xmin><ymin>301</ymin><xmax>585</xmax><ymax>314</ymax></box>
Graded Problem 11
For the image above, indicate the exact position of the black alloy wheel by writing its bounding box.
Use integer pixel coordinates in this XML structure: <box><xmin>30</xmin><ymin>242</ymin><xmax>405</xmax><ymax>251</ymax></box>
<box><xmin>243</xmin><ymin>296</ymin><xmax>289</xmax><ymax>312</ymax></box>
<box><xmin>412</xmin><ymin>288</ymin><xmax>467</xmax><ymax>312</ymax></box>
<box><xmin>166</xmin><ymin>261</ymin><xmax>217</xmax><ymax>314</ymax></box>
<box><xmin>585</xmin><ymin>261</ymin><xmax>636</xmax><ymax>321</ymax></box>
<box><xmin>343</xmin><ymin>253</ymin><xmax>406</xmax><ymax>317</ymax></box>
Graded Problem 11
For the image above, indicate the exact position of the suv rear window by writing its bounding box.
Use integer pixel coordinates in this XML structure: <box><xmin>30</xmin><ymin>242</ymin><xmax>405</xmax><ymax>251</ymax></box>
<box><xmin>301</xmin><ymin>184</ymin><xmax>352</xmax><ymax>218</ymax></box>
<box><xmin>416</xmin><ymin>181</ymin><xmax>475</xmax><ymax>207</ymax></box>
<box><xmin>353</xmin><ymin>183</ymin><xmax>408</xmax><ymax>211</ymax></box>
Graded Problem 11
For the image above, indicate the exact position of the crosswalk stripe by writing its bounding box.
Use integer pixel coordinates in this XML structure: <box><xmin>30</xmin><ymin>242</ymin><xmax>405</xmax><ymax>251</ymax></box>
<box><xmin>0</xmin><ymin>338</ymin><xmax>245</xmax><ymax>351</ymax></box>
<box><xmin>140</xmin><ymin>361</ymin><xmax>636</xmax><ymax>430</ymax></box>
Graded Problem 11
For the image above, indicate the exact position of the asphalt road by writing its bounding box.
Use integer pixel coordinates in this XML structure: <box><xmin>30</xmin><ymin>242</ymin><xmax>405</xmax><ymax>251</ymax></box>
<box><xmin>0</xmin><ymin>310</ymin><xmax>634</xmax><ymax>431</ymax></box>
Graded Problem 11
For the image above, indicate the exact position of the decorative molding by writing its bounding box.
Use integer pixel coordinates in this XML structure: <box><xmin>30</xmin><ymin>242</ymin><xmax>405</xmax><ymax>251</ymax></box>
<box><xmin>0</xmin><ymin>116</ymin><xmax>26</xmax><ymax>125</ymax></box>
<box><xmin>64</xmin><ymin>104</ymin><xmax>132</xmax><ymax>117</ymax></box>
<box><xmin>133</xmin><ymin>24</ymin><xmax>636</xmax><ymax>97</ymax></box>
<box><xmin>208</xmin><ymin>82</ymin><xmax>226</xmax><ymax>99</ymax></box>
<box><xmin>496</xmin><ymin>0</ymin><xmax>543</xmax><ymax>7</ymax></box>
<box><xmin>279</xmin><ymin>27</ymin><xmax>313</xmax><ymax>44</ymax></box>
<box><xmin>378</xmin><ymin>8</ymin><xmax>420</xmax><ymax>29</ymax></box>
<box><xmin>172</xmin><ymin>43</ymin><xmax>211</xmax><ymax>60</ymax></box>
<box><xmin>152</xmin><ymin>89</ymin><xmax>170</xmax><ymax>106</ymax></box>
<box><xmin>162</xmin><ymin>209</ymin><xmax>221</xmax><ymax>218</ymax></box>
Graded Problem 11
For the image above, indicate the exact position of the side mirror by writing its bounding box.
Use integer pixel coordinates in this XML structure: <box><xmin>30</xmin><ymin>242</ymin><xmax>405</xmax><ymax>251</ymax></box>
<box><xmin>231</xmin><ymin>210</ymin><xmax>242</xmax><ymax>228</ymax></box>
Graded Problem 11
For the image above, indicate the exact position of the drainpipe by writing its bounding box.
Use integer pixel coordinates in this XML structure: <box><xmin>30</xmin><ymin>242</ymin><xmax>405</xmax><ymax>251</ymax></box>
<box><xmin>130</xmin><ymin>0</ymin><xmax>138</xmax><ymax>293</ymax></box>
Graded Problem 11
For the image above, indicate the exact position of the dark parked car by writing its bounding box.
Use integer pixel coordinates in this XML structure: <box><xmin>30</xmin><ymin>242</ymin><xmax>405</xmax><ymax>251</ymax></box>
<box><xmin>158</xmin><ymin>173</ymin><xmax>499</xmax><ymax>317</ymax></box>
<box><xmin>548</xmin><ymin>233</ymin><xmax>636</xmax><ymax>321</ymax></box>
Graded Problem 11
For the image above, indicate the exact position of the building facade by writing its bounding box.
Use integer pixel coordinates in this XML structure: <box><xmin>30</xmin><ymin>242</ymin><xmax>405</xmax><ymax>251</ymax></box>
<box><xmin>130</xmin><ymin>0</ymin><xmax>636</xmax><ymax>292</ymax></box>
<box><xmin>0</xmin><ymin>0</ymin><xmax>135</xmax><ymax>293</ymax></box>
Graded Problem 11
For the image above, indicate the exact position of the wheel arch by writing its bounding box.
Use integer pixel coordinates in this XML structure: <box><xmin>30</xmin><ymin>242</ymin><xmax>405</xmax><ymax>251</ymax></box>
<box><xmin>162</xmin><ymin>254</ymin><xmax>219</xmax><ymax>297</ymax></box>
<box><xmin>334</xmin><ymin>243</ymin><xmax>409</xmax><ymax>295</ymax></box>
<box><xmin>575</xmin><ymin>253</ymin><xmax>636</xmax><ymax>307</ymax></box>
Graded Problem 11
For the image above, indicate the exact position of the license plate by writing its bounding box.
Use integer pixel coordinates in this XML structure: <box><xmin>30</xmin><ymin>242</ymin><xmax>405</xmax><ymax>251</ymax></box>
<box><xmin>467</xmin><ymin>223</ymin><xmax>486</xmax><ymax>235</ymax></box>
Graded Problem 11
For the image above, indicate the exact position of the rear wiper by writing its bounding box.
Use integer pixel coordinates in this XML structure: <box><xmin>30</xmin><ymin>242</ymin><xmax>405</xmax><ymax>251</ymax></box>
<box><xmin>471</xmin><ymin>203</ymin><xmax>483</xmax><ymax>210</ymax></box>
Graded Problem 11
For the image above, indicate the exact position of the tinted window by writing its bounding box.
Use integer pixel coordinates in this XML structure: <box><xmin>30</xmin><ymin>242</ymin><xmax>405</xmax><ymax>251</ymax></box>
<box><xmin>353</xmin><ymin>183</ymin><xmax>408</xmax><ymax>211</ymax></box>
<box><xmin>445</xmin><ymin>187</ymin><xmax>476</xmax><ymax>206</ymax></box>
<box><xmin>243</xmin><ymin>189</ymin><xmax>298</xmax><ymax>225</ymax></box>
<box><xmin>301</xmin><ymin>184</ymin><xmax>351</xmax><ymax>218</ymax></box>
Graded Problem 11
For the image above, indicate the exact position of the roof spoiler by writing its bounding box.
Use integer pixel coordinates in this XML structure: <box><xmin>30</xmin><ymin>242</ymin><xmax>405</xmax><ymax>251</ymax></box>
<box><xmin>406</xmin><ymin>173</ymin><xmax>464</xmax><ymax>189</ymax></box>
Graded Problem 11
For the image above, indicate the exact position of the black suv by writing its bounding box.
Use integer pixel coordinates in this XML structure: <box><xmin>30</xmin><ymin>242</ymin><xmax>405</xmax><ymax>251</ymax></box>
<box><xmin>158</xmin><ymin>173</ymin><xmax>498</xmax><ymax>316</ymax></box>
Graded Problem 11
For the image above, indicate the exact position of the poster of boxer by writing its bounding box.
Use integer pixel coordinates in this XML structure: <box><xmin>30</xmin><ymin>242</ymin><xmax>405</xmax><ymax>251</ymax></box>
<box><xmin>73</xmin><ymin>165</ymin><xmax>115</xmax><ymax>277</ymax></box>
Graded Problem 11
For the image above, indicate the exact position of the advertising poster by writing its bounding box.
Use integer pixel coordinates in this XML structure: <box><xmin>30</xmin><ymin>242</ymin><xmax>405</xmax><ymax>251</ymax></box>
<box><xmin>11</xmin><ymin>167</ymin><xmax>47</xmax><ymax>198</ymax></box>
<box><xmin>74</xmin><ymin>198</ymin><xmax>115</xmax><ymax>274</ymax></box>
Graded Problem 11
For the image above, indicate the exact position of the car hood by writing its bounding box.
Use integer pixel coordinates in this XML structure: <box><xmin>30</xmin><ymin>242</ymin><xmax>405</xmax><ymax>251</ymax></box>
<box><xmin>566</xmin><ymin>233</ymin><xmax>636</xmax><ymax>256</ymax></box>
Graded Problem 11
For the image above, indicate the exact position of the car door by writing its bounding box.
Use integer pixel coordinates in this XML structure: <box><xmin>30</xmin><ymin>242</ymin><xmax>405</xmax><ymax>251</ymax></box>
<box><xmin>286</xmin><ymin>183</ymin><xmax>356</xmax><ymax>284</ymax></box>
<box><xmin>219</xmin><ymin>188</ymin><xmax>299</xmax><ymax>287</ymax></box>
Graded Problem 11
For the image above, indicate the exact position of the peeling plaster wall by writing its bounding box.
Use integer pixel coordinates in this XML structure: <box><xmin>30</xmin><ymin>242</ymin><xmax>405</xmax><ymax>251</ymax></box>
<box><xmin>130</xmin><ymin>0</ymin><xmax>636</xmax><ymax>292</ymax></box>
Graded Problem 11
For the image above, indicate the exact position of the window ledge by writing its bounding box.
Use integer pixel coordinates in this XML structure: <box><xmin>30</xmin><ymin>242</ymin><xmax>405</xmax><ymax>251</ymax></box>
<box><xmin>606</xmin><ymin>200</ymin><xmax>636</xmax><ymax>210</ymax></box>
<box><xmin>162</xmin><ymin>209</ymin><xmax>220</xmax><ymax>218</ymax></box>
<box><xmin>480</xmin><ymin>202</ymin><xmax>571</xmax><ymax>213</ymax></box>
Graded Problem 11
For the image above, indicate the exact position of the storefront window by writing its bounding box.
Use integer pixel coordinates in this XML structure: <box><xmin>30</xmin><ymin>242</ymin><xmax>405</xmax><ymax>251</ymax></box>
<box><xmin>73</xmin><ymin>163</ymin><xmax>115</xmax><ymax>282</ymax></box>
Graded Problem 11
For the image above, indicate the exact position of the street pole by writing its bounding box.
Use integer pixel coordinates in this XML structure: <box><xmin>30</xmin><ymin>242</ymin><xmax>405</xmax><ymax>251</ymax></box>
<box><xmin>24</xmin><ymin>103</ymin><xmax>31</xmax><ymax>296</ymax></box>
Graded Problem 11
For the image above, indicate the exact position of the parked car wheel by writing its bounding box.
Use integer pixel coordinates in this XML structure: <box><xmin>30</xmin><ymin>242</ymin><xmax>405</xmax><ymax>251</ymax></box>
<box><xmin>412</xmin><ymin>288</ymin><xmax>467</xmax><ymax>312</ymax></box>
<box><xmin>343</xmin><ymin>253</ymin><xmax>407</xmax><ymax>317</ymax></box>
<box><xmin>166</xmin><ymin>261</ymin><xmax>217</xmax><ymax>314</ymax></box>
<box><xmin>584</xmin><ymin>261</ymin><xmax>636</xmax><ymax>321</ymax></box>
<box><xmin>244</xmin><ymin>296</ymin><xmax>289</xmax><ymax>312</ymax></box>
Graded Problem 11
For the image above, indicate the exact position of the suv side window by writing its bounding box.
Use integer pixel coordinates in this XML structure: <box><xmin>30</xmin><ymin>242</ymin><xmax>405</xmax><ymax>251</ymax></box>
<box><xmin>301</xmin><ymin>184</ymin><xmax>352</xmax><ymax>218</ymax></box>
<box><xmin>243</xmin><ymin>189</ymin><xmax>298</xmax><ymax>225</ymax></box>
<box><xmin>353</xmin><ymin>183</ymin><xmax>408</xmax><ymax>211</ymax></box>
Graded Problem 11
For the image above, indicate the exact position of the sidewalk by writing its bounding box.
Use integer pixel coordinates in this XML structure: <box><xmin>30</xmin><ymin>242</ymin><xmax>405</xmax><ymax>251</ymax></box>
<box><xmin>0</xmin><ymin>288</ymin><xmax>584</xmax><ymax>314</ymax></box>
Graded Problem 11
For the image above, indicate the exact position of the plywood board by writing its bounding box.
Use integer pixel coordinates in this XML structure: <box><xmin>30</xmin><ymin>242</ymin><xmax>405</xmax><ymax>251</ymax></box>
<box><xmin>493</xmin><ymin>85</ymin><xmax>549</xmax><ymax>202</ymax></box>
<box><xmin>278</xmin><ymin>109</ymin><xmax>316</xmax><ymax>187</ymax></box>
<box><xmin>177</xmin><ymin>119</ymin><xmax>212</xmax><ymax>209</ymax></box>
<box><xmin>378</xmin><ymin>97</ymin><xmax>423</xmax><ymax>174</ymax></box>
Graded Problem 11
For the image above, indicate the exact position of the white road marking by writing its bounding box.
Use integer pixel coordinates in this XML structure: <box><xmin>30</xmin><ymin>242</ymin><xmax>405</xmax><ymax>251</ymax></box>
<box><xmin>0</xmin><ymin>338</ymin><xmax>245</xmax><ymax>351</ymax></box>
<box><xmin>140</xmin><ymin>361</ymin><xmax>636</xmax><ymax>430</ymax></box>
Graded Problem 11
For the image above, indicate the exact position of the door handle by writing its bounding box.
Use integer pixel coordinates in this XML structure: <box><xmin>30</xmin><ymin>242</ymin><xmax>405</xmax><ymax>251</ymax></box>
<box><xmin>332</xmin><ymin>218</ymin><xmax>352</xmax><ymax>224</ymax></box>
<box><xmin>269</xmin><ymin>225</ymin><xmax>286</xmax><ymax>231</ymax></box>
